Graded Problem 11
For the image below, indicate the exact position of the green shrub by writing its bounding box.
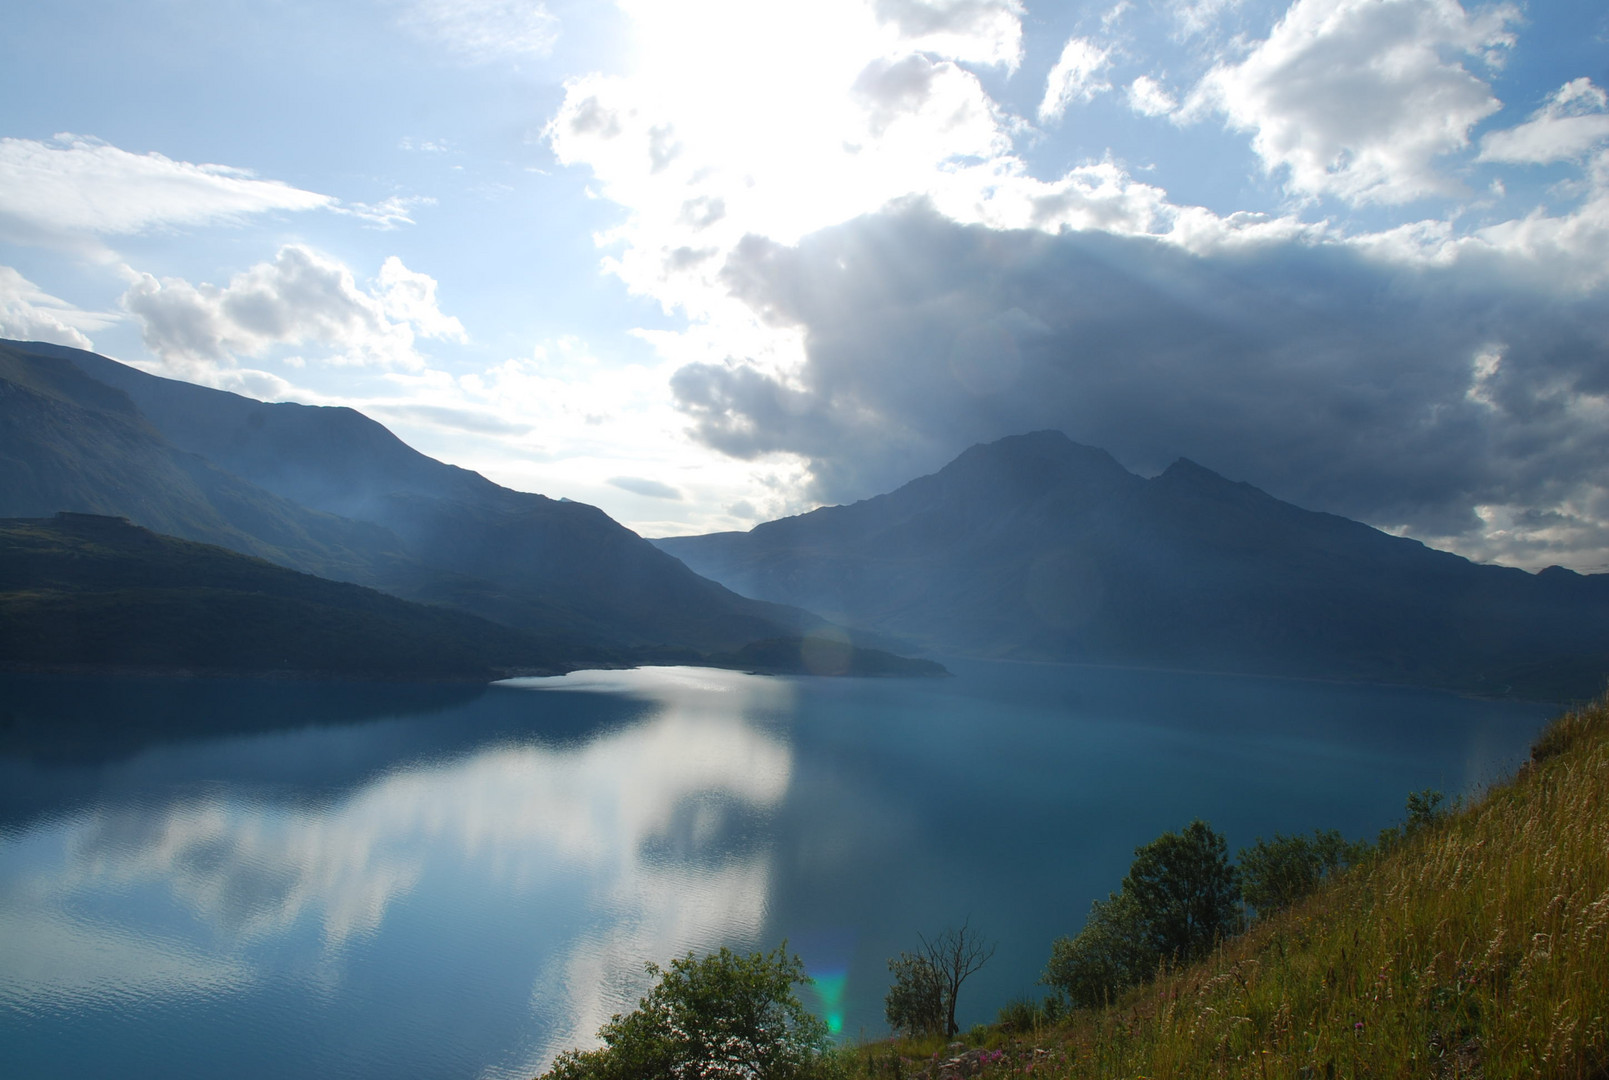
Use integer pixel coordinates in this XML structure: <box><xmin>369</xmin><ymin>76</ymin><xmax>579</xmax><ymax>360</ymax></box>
<box><xmin>540</xmin><ymin>945</ymin><xmax>831</xmax><ymax>1080</ymax></box>
<box><xmin>1237</xmin><ymin>828</ymin><xmax>1359</xmax><ymax>917</ymax></box>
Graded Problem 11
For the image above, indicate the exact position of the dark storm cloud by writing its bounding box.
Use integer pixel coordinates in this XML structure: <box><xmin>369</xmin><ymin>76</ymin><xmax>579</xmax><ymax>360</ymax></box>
<box><xmin>671</xmin><ymin>203</ymin><xmax>1609</xmax><ymax>563</ymax></box>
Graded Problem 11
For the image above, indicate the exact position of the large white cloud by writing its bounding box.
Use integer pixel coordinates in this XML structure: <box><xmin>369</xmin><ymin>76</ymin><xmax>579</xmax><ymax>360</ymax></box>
<box><xmin>120</xmin><ymin>245</ymin><xmax>466</xmax><ymax>375</ymax></box>
<box><xmin>1193</xmin><ymin>0</ymin><xmax>1520</xmax><ymax>205</ymax></box>
<box><xmin>537</xmin><ymin>0</ymin><xmax>1608</xmax><ymax>563</ymax></box>
<box><xmin>871</xmin><ymin>0</ymin><xmax>1025</xmax><ymax>69</ymax></box>
<box><xmin>0</xmin><ymin>135</ymin><xmax>331</xmax><ymax>247</ymax></box>
<box><xmin>545</xmin><ymin>0</ymin><xmax>1036</xmax><ymax>331</ymax></box>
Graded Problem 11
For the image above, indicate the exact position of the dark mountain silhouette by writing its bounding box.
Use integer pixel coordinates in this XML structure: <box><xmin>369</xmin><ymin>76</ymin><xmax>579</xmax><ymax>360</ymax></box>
<box><xmin>0</xmin><ymin>513</ymin><xmax>593</xmax><ymax>680</ymax></box>
<box><xmin>654</xmin><ymin>430</ymin><xmax>1609</xmax><ymax>698</ymax></box>
<box><xmin>0</xmin><ymin>339</ymin><xmax>827</xmax><ymax>654</ymax></box>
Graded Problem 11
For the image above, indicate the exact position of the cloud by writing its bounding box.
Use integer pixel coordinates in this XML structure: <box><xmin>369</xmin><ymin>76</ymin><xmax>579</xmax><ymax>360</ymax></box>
<box><xmin>1192</xmin><ymin>0</ymin><xmax>1520</xmax><ymax>204</ymax></box>
<box><xmin>608</xmin><ymin>476</ymin><xmax>684</xmax><ymax>500</ymax></box>
<box><xmin>670</xmin><ymin>202</ymin><xmax>1609</xmax><ymax>569</ymax></box>
<box><xmin>1038</xmin><ymin>37</ymin><xmax>1113</xmax><ymax>123</ymax></box>
<box><xmin>871</xmin><ymin>0</ymin><xmax>1026</xmax><ymax>70</ymax></box>
<box><xmin>367</xmin><ymin>402</ymin><xmax>534</xmax><ymax>435</ymax></box>
<box><xmin>1479</xmin><ymin>78</ymin><xmax>1609</xmax><ymax>165</ymax></box>
<box><xmin>396</xmin><ymin>0</ymin><xmax>560</xmax><ymax>63</ymax></box>
<box><xmin>545</xmin><ymin>0</ymin><xmax>1028</xmax><ymax>328</ymax></box>
<box><xmin>1168</xmin><ymin>0</ymin><xmax>1245</xmax><ymax>38</ymax></box>
<box><xmin>0</xmin><ymin>908</ymin><xmax>253</xmax><ymax>1008</ymax></box>
<box><xmin>540</xmin><ymin>0</ymin><xmax>1609</xmax><ymax>565</ymax></box>
<box><xmin>0</xmin><ymin>135</ymin><xmax>331</xmax><ymax>247</ymax></box>
<box><xmin>1127</xmin><ymin>75</ymin><xmax>1178</xmax><ymax>118</ymax></box>
<box><xmin>120</xmin><ymin>245</ymin><xmax>466</xmax><ymax>375</ymax></box>
<box><xmin>335</xmin><ymin>194</ymin><xmax>437</xmax><ymax>230</ymax></box>
<box><xmin>0</xmin><ymin>266</ymin><xmax>116</xmax><ymax>349</ymax></box>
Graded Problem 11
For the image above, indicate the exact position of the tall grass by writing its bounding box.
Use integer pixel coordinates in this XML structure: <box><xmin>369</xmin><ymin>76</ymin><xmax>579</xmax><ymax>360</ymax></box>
<box><xmin>848</xmin><ymin>697</ymin><xmax>1609</xmax><ymax>1080</ymax></box>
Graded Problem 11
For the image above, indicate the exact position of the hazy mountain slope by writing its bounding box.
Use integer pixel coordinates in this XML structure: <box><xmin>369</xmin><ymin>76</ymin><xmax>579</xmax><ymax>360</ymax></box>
<box><xmin>655</xmin><ymin>431</ymin><xmax>1609</xmax><ymax>697</ymax></box>
<box><xmin>0</xmin><ymin>513</ymin><xmax>591</xmax><ymax>679</ymax></box>
<box><xmin>0</xmin><ymin>342</ymin><xmax>411</xmax><ymax>585</ymax></box>
<box><xmin>5</xmin><ymin>339</ymin><xmax>818</xmax><ymax>651</ymax></box>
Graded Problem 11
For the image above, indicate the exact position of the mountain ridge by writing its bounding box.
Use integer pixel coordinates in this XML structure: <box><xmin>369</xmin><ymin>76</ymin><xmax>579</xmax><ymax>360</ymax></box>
<box><xmin>654</xmin><ymin>430</ymin><xmax>1609</xmax><ymax>698</ymax></box>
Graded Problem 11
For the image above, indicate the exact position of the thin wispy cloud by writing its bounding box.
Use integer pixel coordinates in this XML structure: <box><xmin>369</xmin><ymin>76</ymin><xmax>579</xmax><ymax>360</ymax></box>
<box><xmin>395</xmin><ymin>0</ymin><xmax>561</xmax><ymax>63</ymax></box>
<box><xmin>1479</xmin><ymin>78</ymin><xmax>1609</xmax><ymax>164</ymax></box>
<box><xmin>0</xmin><ymin>135</ymin><xmax>331</xmax><ymax>246</ymax></box>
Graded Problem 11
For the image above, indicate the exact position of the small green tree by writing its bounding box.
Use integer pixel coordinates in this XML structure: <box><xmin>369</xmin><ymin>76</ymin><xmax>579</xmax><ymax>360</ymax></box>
<box><xmin>1238</xmin><ymin>828</ymin><xmax>1357</xmax><ymax>918</ymax></box>
<box><xmin>884</xmin><ymin>952</ymin><xmax>945</xmax><ymax>1038</ymax></box>
<box><xmin>883</xmin><ymin>920</ymin><xmax>995</xmax><ymax>1038</ymax></box>
<box><xmin>1122</xmin><ymin>819</ymin><xmax>1240</xmax><ymax>965</ymax></box>
<box><xmin>1042</xmin><ymin>820</ymin><xmax>1240</xmax><ymax>1008</ymax></box>
<box><xmin>541</xmin><ymin>944</ymin><xmax>831</xmax><ymax>1080</ymax></box>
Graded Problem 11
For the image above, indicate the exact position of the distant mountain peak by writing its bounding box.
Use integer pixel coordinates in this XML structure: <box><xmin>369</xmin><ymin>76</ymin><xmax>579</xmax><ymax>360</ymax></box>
<box><xmin>952</xmin><ymin>429</ymin><xmax>1120</xmax><ymax>469</ymax></box>
<box><xmin>931</xmin><ymin>430</ymin><xmax>1133</xmax><ymax>502</ymax></box>
<box><xmin>1153</xmin><ymin>456</ymin><xmax>1280</xmax><ymax>505</ymax></box>
<box><xmin>656</xmin><ymin>427</ymin><xmax>1609</xmax><ymax>698</ymax></box>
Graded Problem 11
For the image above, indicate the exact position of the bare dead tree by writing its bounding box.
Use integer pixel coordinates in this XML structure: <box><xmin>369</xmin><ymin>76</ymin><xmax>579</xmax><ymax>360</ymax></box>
<box><xmin>917</xmin><ymin>918</ymin><xmax>996</xmax><ymax>1038</ymax></box>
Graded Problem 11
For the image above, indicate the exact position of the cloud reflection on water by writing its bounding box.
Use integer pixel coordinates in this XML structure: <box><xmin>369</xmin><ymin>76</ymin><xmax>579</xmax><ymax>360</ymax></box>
<box><xmin>0</xmin><ymin>668</ymin><xmax>798</xmax><ymax>1076</ymax></box>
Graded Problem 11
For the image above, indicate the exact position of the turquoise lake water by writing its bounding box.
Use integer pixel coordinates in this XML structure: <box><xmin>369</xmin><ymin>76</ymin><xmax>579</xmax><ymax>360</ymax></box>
<box><xmin>0</xmin><ymin>662</ymin><xmax>1553</xmax><ymax>1079</ymax></box>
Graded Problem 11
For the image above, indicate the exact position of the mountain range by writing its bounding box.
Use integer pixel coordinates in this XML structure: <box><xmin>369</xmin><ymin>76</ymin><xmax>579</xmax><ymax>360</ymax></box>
<box><xmin>6</xmin><ymin>338</ymin><xmax>1606</xmax><ymax>697</ymax></box>
<box><xmin>654</xmin><ymin>430</ymin><xmax>1609</xmax><ymax>699</ymax></box>
<box><xmin>1</xmin><ymin>338</ymin><xmax>830</xmax><ymax>664</ymax></box>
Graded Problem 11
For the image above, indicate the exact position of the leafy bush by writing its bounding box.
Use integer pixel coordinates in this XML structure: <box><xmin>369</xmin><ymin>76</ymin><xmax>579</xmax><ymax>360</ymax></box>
<box><xmin>1042</xmin><ymin>890</ymin><xmax>1155</xmax><ymax>1008</ymax></box>
<box><xmin>1237</xmin><ymin>828</ymin><xmax>1358</xmax><ymax>917</ymax></box>
<box><xmin>540</xmin><ymin>945</ymin><xmax>831</xmax><ymax>1080</ymax></box>
<box><xmin>995</xmin><ymin>993</ymin><xmax>1065</xmax><ymax>1032</ymax></box>
<box><xmin>1404</xmin><ymin>787</ymin><xmax>1445</xmax><ymax>829</ymax></box>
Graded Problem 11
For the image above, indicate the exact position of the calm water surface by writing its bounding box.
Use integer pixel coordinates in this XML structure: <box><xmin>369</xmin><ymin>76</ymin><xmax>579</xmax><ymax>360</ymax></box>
<box><xmin>0</xmin><ymin>662</ymin><xmax>1553</xmax><ymax>1079</ymax></box>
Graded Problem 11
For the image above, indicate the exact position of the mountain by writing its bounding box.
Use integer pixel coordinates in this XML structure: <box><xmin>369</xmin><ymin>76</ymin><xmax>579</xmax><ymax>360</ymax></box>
<box><xmin>0</xmin><ymin>340</ymin><xmax>409</xmax><ymax>584</ymax></box>
<box><xmin>653</xmin><ymin>430</ymin><xmax>1609</xmax><ymax>698</ymax></box>
<box><xmin>0</xmin><ymin>513</ymin><xmax>595</xmax><ymax>680</ymax></box>
<box><xmin>0</xmin><ymin>339</ymin><xmax>825</xmax><ymax>655</ymax></box>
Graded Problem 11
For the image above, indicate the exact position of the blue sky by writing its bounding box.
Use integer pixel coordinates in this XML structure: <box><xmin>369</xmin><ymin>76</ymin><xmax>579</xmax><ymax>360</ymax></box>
<box><xmin>2</xmin><ymin>0</ymin><xmax>1607</xmax><ymax>568</ymax></box>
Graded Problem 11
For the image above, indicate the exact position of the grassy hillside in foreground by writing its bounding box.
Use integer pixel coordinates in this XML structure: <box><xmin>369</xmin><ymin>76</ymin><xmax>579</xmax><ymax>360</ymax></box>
<box><xmin>851</xmin><ymin>697</ymin><xmax>1609</xmax><ymax>1080</ymax></box>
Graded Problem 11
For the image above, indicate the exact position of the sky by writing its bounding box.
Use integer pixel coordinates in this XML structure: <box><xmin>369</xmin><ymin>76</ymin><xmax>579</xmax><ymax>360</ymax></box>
<box><xmin>1</xmin><ymin>0</ymin><xmax>1607</xmax><ymax>570</ymax></box>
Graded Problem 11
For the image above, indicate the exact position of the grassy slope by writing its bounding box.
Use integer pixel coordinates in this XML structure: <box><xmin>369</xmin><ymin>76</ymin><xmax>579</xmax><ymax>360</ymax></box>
<box><xmin>852</xmin><ymin>698</ymin><xmax>1609</xmax><ymax>1079</ymax></box>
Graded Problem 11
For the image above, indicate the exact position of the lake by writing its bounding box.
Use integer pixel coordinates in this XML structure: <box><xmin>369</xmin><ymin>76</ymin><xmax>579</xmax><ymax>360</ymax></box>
<box><xmin>0</xmin><ymin>661</ymin><xmax>1553</xmax><ymax>1079</ymax></box>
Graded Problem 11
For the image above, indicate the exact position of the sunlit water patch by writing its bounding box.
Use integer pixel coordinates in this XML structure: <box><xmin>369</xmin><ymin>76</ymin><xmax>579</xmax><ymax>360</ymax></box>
<box><xmin>0</xmin><ymin>663</ymin><xmax>1552</xmax><ymax>1078</ymax></box>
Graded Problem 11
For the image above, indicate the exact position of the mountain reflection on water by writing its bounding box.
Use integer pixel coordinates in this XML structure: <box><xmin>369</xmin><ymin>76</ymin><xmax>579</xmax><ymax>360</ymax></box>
<box><xmin>0</xmin><ymin>664</ymin><xmax>1553</xmax><ymax>1080</ymax></box>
